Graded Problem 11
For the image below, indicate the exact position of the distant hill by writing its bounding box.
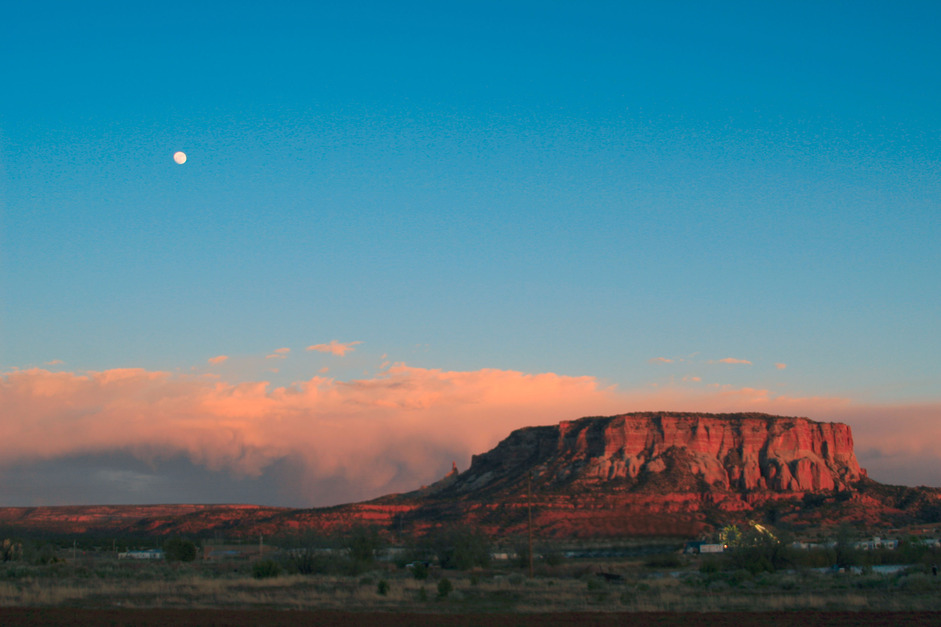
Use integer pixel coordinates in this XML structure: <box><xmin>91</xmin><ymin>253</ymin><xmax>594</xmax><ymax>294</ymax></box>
<box><xmin>2</xmin><ymin>413</ymin><xmax>939</xmax><ymax>539</ymax></box>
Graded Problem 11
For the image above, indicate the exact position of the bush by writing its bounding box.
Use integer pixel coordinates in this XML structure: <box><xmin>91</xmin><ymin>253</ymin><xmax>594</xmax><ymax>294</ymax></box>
<box><xmin>644</xmin><ymin>553</ymin><xmax>682</xmax><ymax>569</ymax></box>
<box><xmin>1</xmin><ymin>539</ymin><xmax>22</xmax><ymax>562</ymax></box>
<box><xmin>286</xmin><ymin>549</ymin><xmax>323</xmax><ymax>575</ymax></box>
<box><xmin>163</xmin><ymin>538</ymin><xmax>197</xmax><ymax>562</ymax></box>
<box><xmin>700</xmin><ymin>557</ymin><xmax>720</xmax><ymax>574</ymax></box>
<box><xmin>725</xmin><ymin>526</ymin><xmax>793</xmax><ymax>574</ymax></box>
<box><xmin>252</xmin><ymin>559</ymin><xmax>281</xmax><ymax>579</ymax></box>
<box><xmin>377</xmin><ymin>579</ymin><xmax>389</xmax><ymax>595</ymax></box>
<box><xmin>543</xmin><ymin>549</ymin><xmax>564</xmax><ymax>567</ymax></box>
<box><xmin>347</xmin><ymin>525</ymin><xmax>385</xmax><ymax>565</ymax></box>
<box><xmin>586</xmin><ymin>577</ymin><xmax>605</xmax><ymax>591</ymax></box>
<box><xmin>428</xmin><ymin>526</ymin><xmax>491</xmax><ymax>571</ymax></box>
<box><xmin>437</xmin><ymin>577</ymin><xmax>453</xmax><ymax>598</ymax></box>
<box><xmin>410</xmin><ymin>561</ymin><xmax>429</xmax><ymax>580</ymax></box>
<box><xmin>898</xmin><ymin>572</ymin><xmax>937</xmax><ymax>592</ymax></box>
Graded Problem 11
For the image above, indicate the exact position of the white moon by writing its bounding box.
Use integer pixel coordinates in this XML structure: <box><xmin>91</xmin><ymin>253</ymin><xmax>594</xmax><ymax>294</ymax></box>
<box><xmin>173</xmin><ymin>151</ymin><xmax>187</xmax><ymax>164</ymax></box>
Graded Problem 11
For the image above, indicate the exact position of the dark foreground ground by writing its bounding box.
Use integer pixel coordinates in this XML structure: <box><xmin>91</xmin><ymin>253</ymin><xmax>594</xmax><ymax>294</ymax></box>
<box><xmin>1</xmin><ymin>609</ymin><xmax>940</xmax><ymax>627</ymax></box>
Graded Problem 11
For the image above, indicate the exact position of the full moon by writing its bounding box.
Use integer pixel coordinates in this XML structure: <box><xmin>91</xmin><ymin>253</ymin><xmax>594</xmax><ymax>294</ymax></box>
<box><xmin>173</xmin><ymin>151</ymin><xmax>187</xmax><ymax>165</ymax></box>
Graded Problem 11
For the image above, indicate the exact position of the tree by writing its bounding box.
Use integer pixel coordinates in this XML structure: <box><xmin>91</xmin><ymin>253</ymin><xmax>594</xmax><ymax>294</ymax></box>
<box><xmin>347</xmin><ymin>525</ymin><xmax>384</xmax><ymax>565</ymax></box>
<box><xmin>1</xmin><ymin>539</ymin><xmax>22</xmax><ymax>562</ymax></box>
<box><xmin>429</xmin><ymin>525</ymin><xmax>491</xmax><ymax>570</ymax></box>
<box><xmin>724</xmin><ymin>523</ymin><xmax>792</xmax><ymax>574</ymax></box>
<box><xmin>163</xmin><ymin>537</ymin><xmax>197</xmax><ymax>562</ymax></box>
<box><xmin>719</xmin><ymin>524</ymin><xmax>742</xmax><ymax>548</ymax></box>
<box><xmin>833</xmin><ymin>525</ymin><xmax>858</xmax><ymax>569</ymax></box>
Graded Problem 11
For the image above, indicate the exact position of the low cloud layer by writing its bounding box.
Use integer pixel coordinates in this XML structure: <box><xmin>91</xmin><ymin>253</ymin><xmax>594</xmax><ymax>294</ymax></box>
<box><xmin>0</xmin><ymin>366</ymin><xmax>937</xmax><ymax>506</ymax></box>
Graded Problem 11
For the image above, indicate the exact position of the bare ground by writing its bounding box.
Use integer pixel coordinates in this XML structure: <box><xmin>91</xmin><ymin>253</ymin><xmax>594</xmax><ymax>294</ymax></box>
<box><xmin>2</xmin><ymin>608</ymin><xmax>941</xmax><ymax>626</ymax></box>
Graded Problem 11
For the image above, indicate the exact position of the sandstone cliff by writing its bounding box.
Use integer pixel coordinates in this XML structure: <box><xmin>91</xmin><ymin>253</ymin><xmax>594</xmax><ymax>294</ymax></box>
<box><xmin>2</xmin><ymin>413</ymin><xmax>937</xmax><ymax>539</ymax></box>
<box><xmin>455</xmin><ymin>412</ymin><xmax>865</xmax><ymax>497</ymax></box>
<box><xmin>395</xmin><ymin>412</ymin><xmax>875</xmax><ymax>537</ymax></box>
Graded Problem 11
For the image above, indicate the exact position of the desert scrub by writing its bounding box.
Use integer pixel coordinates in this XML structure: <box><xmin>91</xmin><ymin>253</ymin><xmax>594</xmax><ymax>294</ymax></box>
<box><xmin>897</xmin><ymin>572</ymin><xmax>939</xmax><ymax>592</ymax></box>
<box><xmin>436</xmin><ymin>577</ymin><xmax>452</xmax><ymax>598</ymax></box>
<box><xmin>644</xmin><ymin>553</ymin><xmax>682</xmax><ymax>568</ymax></box>
<box><xmin>699</xmin><ymin>557</ymin><xmax>720</xmax><ymax>573</ymax></box>
<box><xmin>409</xmin><ymin>561</ymin><xmax>428</xmax><ymax>580</ymax></box>
<box><xmin>251</xmin><ymin>560</ymin><xmax>281</xmax><ymax>579</ymax></box>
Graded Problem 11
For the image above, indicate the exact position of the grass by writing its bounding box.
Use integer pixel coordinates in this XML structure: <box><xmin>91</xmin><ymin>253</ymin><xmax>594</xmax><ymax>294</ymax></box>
<box><xmin>2</xmin><ymin>555</ymin><xmax>941</xmax><ymax>612</ymax></box>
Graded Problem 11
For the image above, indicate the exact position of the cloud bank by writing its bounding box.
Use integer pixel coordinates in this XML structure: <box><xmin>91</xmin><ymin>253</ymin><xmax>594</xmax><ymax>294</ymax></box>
<box><xmin>0</xmin><ymin>366</ymin><xmax>937</xmax><ymax>506</ymax></box>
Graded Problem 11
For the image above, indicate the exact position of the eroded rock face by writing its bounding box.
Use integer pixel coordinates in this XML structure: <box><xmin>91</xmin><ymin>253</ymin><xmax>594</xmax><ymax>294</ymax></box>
<box><xmin>0</xmin><ymin>413</ymin><xmax>935</xmax><ymax>540</ymax></box>
<box><xmin>458</xmin><ymin>413</ymin><xmax>865</xmax><ymax>496</ymax></box>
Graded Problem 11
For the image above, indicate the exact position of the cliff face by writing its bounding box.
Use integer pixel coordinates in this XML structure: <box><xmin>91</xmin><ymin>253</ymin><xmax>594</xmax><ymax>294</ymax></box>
<box><xmin>404</xmin><ymin>412</ymin><xmax>872</xmax><ymax>537</ymax></box>
<box><xmin>452</xmin><ymin>413</ymin><xmax>865</xmax><ymax>497</ymax></box>
<box><xmin>5</xmin><ymin>413</ymin><xmax>935</xmax><ymax>540</ymax></box>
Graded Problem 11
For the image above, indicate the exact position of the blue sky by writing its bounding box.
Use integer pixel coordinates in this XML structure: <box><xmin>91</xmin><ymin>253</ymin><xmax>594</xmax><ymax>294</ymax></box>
<box><xmin>1</xmin><ymin>2</ymin><xmax>939</xmax><ymax>505</ymax></box>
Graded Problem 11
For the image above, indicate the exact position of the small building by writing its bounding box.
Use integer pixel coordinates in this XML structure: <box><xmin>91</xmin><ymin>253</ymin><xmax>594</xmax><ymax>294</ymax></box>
<box><xmin>700</xmin><ymin>543</ymin><xmax>726</xmax><ymax>554</ymax></box>
<box><xmin>118</xmin><ymin>549</ymin><xmax>164</xmax><ymax>560</ymax></box>
<box><xmin>855</xmin><ymin>537</ymin><xmax>898</xmax><ymax>551</ymax></box>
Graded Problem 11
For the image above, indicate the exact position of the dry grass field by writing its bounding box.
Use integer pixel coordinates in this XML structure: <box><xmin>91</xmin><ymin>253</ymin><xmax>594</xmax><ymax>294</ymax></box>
<box><xmin>2</xmin><ymin>553</ymin><xmax>941</xmax><ymax>617</ymax></box>
<box><xmin>2</xmin><ymin>607</ymin><xmax>941</xmax><ymax>627</ymax></box>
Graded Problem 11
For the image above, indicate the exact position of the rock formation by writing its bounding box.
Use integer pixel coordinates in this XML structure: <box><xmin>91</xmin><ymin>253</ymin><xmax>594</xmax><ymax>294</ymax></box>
<box><xmin>389</xmin><ymin>412</ymin><xmax>875</xmax><ymax>537</ymax></box>
<box><xmin>455</xmin><ymin>412</ymin><xmax>865</xmax><ymax>496</ymax></box>
<box><xmin>1</xmin><ymin>412</ymin><xmax>938</xmax><ymax>539</ymax></box>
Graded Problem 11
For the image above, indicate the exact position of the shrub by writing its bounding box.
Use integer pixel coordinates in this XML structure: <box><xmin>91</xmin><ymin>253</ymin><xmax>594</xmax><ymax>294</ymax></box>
<box><xmin>287</xmin><ymin>549</ymin><xmax>322</xmax><ymax>575</ymax></box>
<box><xmin>163</xmin><ymin>538</ymin><xmax>197</xmax><ymax>562</ymax></box>
<box><xmin>252</xmin><ymin>559</ymin><xmax>282</xmax><ymax>579</ymax></box>
<box><xmin>700</xmin><ymin>557</ymin><xmax>720</xmax><ymax>574</ymax></box>
<box><xmin>428</xmin><ymin>526</ymin><xmax>491</xmax><ymax>570</ymax></box>
<box><xmin>347</xmin><ymin>525</ymin><xmax>385</xmax><ymax>565</ymax></box>
<box><xmin>898</xmin><ymin>573</ymin><xmax>937</xmax><ymax>592</ymax></box>
<box><xmin>410</xmin><ymin>561</ymin><xmax>429</xmax><ymax>580</ymax></box>
<box><xmin>377</xmin><ymin>579</ymin><xmax>389</xmax><ymax>595</ymax></box>
<box><xmin>833</xmin><ymin>526</ymin><xmax>859</xmax><ymax>569</ymax></box>
<box><xmin>437</xmin><ymin>577</ymin><xmax>453</xmax><ymax>598</ymax></box>
<box><xmin>725</xmin><ymin>526</ymin><xmax>793</xmax><ymax>574</ymax></box>
<box><xmin>1</xmin><ymin>539</ymin><xmax>22</xmax><ymax>562</ymax></box>
<box><xmin>644</xmin><ymin>553</ymin><xmax>682</xmax><ymax>568</ymax></box>
<box><xmin>543</xmin><ymin>549</ymin><xmax>564</xmax><ymax>567</ymax></box>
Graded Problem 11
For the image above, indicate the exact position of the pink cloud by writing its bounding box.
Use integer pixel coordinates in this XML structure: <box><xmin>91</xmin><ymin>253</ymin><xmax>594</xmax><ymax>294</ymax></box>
<box><xmin>1</xmin><ymin>366</ymin><xmax>937</xmax><ymax>506</ymax></box>
<box><xmin>44</xmin><ymin>359</ymin><xmax>64</xmax><ymax>366</ymax></box>
<box><xmin>775</xmin><ymin>363</ymin><xmax>787</xmax><ymax>370</ymax></box>
<box><xmin>208</xmin><ymin>355</ymin><xmax>229</xmax><ymax>365</ymax></box>
<box><xmin>307</xmin><ymin>340</ymin><xmax>363</xmax><ymax>357</ymax></box>
<box><xmin>649</xmin><ymin>357</ymin><xmax>673</xmax><ymax>364</ymax></box>
<box><xmin>0</xmin><ymin>365</ymin><xmax>623</xmax><ymax>503</ymax></box>
<box><xmin>826</xmin><ymin>403</ymin><xmax>941</xmax><ymax>488</ymax></box>
<box><xmin>713</xmin><ymin>358</ymin><xmax>752</xmax><ymax>365</ymax></box>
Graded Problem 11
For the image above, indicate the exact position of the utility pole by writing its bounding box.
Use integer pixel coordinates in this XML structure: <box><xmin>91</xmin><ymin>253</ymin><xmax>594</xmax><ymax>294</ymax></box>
<box><xmin>528</xmin><ymin>470</ymin><xmax>534</xmax><ymax>578</ymax></box>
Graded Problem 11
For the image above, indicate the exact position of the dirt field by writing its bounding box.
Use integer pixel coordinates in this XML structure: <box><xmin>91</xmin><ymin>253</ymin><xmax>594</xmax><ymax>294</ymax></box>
<box><xmin>0</xmin><ymin>608</ymin><xmax>941</xmax><ymax>627</ymax></box>
<box><xmin>2</xmin><ymin>608</ymin><xmax>941</xmax><ymax>626</ymax></box>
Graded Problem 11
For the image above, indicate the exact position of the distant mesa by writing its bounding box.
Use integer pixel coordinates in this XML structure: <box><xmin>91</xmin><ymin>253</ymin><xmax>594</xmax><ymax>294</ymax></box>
<box><xmin>1</xmin><ymin>413</ymin><xmax>938</xmax><ymax>539</ymax></box>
